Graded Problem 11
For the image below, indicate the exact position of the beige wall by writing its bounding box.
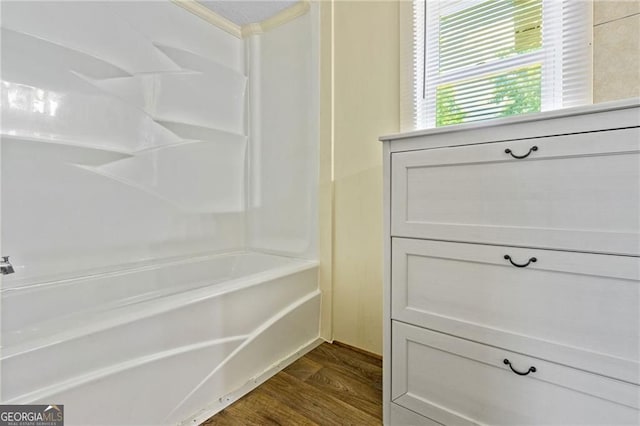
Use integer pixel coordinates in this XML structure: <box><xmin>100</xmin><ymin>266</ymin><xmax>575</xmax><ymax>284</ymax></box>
<box><xmin>320</xmin><ymin>0</ymin><xmax>399</xmax><ymax>355</ymax></box>
<box><xmin>593</xmin><ymin>0</ymin><xmax>640</xmax><ymax>102</ymax></box>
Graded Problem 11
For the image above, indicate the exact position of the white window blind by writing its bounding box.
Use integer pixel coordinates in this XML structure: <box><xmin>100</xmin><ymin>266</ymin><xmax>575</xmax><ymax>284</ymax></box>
<box><xmin>404</xmin><ymin>0</ymin><xmax>592</xmax><ymax>130</ymax></box>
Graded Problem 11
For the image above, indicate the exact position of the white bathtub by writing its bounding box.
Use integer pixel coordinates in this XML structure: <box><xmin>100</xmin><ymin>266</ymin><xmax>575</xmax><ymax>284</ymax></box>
<box><xmin>1</xmin><ymin>251</ymin><xmax>320</xmax><ymax>425</ymax></box>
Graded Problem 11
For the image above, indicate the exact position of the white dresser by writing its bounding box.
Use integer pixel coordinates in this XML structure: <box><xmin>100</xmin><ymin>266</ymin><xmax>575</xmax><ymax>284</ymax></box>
<box><xmin>381</xmin><ymin>99</ymin><xmax>640</xmax><ymax>425</ymax></box>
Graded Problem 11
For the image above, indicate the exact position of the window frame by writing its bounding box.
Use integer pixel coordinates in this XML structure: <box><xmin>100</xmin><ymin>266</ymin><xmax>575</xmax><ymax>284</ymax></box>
<box><xmin>405</xmin><ymin>0</ymin><xmax>592</xmax><ymax>131</ymax></box>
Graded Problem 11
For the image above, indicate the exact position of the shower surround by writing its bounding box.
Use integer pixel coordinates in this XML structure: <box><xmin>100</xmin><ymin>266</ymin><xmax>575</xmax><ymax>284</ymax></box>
<box><xmin>0</xmin><ymin>1</ymin><xmax>320</xmax><ymax>425</ymax></box>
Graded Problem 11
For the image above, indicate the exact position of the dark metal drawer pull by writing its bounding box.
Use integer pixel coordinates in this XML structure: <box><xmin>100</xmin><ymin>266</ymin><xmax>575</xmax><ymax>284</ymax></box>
<box><xmin>505</xmin><ymin>145</ymin><xmax>537</xmax><ymax>159</ymax></box>
<box><xmin>504</xmin><ymin>254</ymin><xmax>536</xmax><ymax>268</ymax></box>
<box><xmin>504</xmin><ymin>359</ymin><xmax>536</xmax><ymax>376</ymax></box>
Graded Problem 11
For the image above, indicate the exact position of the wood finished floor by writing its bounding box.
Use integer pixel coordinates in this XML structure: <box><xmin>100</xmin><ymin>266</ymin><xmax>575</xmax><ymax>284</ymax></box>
<box><xmin>202</xmin><ymin>342</ymin><xmax>383</xmax><ymax>426</ymax></box>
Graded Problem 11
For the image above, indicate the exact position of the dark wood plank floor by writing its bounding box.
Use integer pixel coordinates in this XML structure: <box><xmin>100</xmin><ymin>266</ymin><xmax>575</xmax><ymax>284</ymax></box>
<box><xmin>203</xmin><ymin>342</ymin><xmax>383</xmax><ymax>426</ymax></box>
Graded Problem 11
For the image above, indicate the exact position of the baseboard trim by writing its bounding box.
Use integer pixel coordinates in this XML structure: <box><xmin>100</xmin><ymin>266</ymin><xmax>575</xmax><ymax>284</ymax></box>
<box><xmin>332</xmin><ymin>340</ymin><xmax>382</xmax><ymax>361</ymax></box>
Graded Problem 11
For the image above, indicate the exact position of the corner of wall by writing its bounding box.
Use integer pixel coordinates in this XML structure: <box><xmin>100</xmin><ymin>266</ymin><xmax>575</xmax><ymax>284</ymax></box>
<box><xmin>327</xmin><ymin>0</ymin><xmax>400</xmax><ymax>356</ymax></box>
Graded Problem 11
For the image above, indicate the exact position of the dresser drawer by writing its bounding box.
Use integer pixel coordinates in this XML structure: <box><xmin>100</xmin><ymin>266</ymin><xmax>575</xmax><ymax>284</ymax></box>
<box><xmin>390</xmin><ymin>127</ymin><xmax>640</xmax><ymax>256</ymax></box>
<box><xmin>392</xmin><ymin>321</ymin><xmax>640</xmax><ymax>426</ymax></box>
<box><xmin>392</xmin><ymin>238</ymin><xmax>640</xmax><ymax>384</ymax></box>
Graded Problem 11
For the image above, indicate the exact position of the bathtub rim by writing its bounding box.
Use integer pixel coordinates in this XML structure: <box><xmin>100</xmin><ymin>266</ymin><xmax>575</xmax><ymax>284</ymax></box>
<box><xmin>1</xmin><ymin>248</ymin><xmax>313</xmax><ymax>291</ymax></box>
<box><xmin>2</xmin><ymin>252</ymin><xmax>318</xmax><ymax>359</ymax></box>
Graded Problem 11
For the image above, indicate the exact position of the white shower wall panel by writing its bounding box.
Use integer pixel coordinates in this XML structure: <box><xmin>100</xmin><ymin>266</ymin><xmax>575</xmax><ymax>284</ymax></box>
<box><xmin>105</xmin><ymin>1</ymin><xmax>245</xmax><ymax>74</ymax></box>
<box><xmin>1</xmin><ymin>2</ymin><xmax>181</xmax><ymax>74</ymax></box>
<box><xmin>90</xmin><ymin>45</ymin><xmax>247</xmax><ymax>134</ymax></box>
<box><xmin>1</xmin><ymin>145</ymin><xmax>244</xmax><ymax>282</ymax></box>
<box><xmin>84</xmin><ymin>137</ymin><xmax>246</xmax><ymax>214</ymax></box>
<box><xmin>0</xmin><ymin>1</ymin><xmax>248</xmax><ymax>281</ymax></box>
<box><xmin>248</xmin><ymin>5</ymin><xmax>320</xmax><ymax>258</ymax></box>
<box><xmin>0</xmin><ymin>28</ymin><xmax>128</xmax><ymax>89</ymax></box>
<box><xmin>1</xmin><ymin>80</ymin><xmax>182</xmax><ymax>153</ymax></box>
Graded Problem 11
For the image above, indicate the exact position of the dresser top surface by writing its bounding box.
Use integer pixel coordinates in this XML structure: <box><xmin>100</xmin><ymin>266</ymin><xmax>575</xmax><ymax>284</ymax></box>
<box><xmin>380</xmin><ymin>98</ymin><xmax>640</xmax><ymax>143</ymax></box>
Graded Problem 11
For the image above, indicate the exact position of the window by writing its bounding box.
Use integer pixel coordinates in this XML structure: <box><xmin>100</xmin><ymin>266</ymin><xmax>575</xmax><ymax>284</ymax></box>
<box><xmin>403</xmin><ymin>0</ymin><xmax>592</xmax><ymax>130</ymax></box>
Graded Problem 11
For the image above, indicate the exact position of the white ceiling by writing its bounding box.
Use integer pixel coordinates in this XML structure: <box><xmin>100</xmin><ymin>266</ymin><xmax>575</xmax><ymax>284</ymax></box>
<box><xmin>199</xmin><ymin>1</ymin><xmax>299</xmax><ymax>26</ymax></box>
